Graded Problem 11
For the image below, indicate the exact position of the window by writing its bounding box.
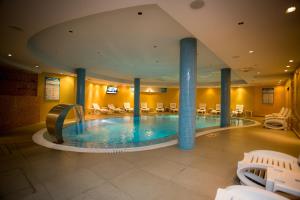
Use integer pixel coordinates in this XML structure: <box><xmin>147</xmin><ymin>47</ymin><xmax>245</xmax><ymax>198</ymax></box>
<box><xmin>262</xmin><ymin>88</ymin><xmax>274</xmax><ymax>104</ymax></box>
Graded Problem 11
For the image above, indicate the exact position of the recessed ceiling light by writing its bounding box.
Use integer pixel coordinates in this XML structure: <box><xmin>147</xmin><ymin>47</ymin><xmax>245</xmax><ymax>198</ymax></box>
<box><xmin>35</xmin><ymin>65</ymin><xmax>39</xmax><ymax>68</ymax></box>
<box><xmin>137</xmin><ymin>11</ymin><xmax>143</xmax><ymax>15</ymax></box>
<box><xmin>249</xmin><ymin>50</ymin><xmax>254</xmax><ymax>54</ymax></box>
<box><xmin>286</xmin><ymin>65</ymin><xmax>291</xmax><ymax>68</ymax></box>
<box><xmin>284</xmin><ymin>69</ymin><xmax>288</xmax><ymax>72</ymax></box>
<box><xmin>286</xmin><ymin>6</ymin><xmax>296</xmax><ymax>13</ymax></box>
<box><xmin>289</xmin><ymin>59</ymin><xmax>294</xmax><ymax>63</ymax></box>
<box><xmin>8</xmin><ymin>53</ymin><xmax>12</xmax><ymax>57</ymax></box>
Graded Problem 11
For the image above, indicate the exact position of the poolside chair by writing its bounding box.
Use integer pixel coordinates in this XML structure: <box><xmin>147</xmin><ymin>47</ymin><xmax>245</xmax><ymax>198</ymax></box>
<box><xmin>123</xmin><ymin>102</ymin><xmax>133</xmax><ymax>112</ymax></box>
<box><xmin>141</xmin><ymin>102</ymin><xmax>150</xmax><ymax>112</ymax></box>
<box><xmin>211</xmin><ymin>104</ymin><xmax>221</xmax><ymax>114</ymax></box>
<box><xmin>215</xmin><ymin>185</ymin><xmax>288</xmax><ymax>200</ymax></box>
<box><xmin>197</xmin><ymin>103</ymin><xmax>206</xmax><ymax>114</ymax></box>
<box><xmin>237</xmin><ymin>150</ymin><xmax>300</xmax><ymax>197</ymax></box>
<box><xmin>264</xmin><ymin>109</ymin><xmax>291</xmax><ymax>130</ymax></box>
<box><xmin>156</xmin><ymin>103</ymin><xmax>164</xmax><ymax>112</ymax></box>
<box><xmin>108</xmin><ymin>104</ymin><xmax>123</xmax><ymax>113</ymax></box>
<box><xmin>169</xmin><ymin>103</ymin><xmax>178</xmax><ymax>112</ymax></box>
<box><xmin>265</xmin><ymin>107</ymin><xmax>285</xmax><ymax>119</ymax></box>
<box><xmin>91</xmin><ymin>103</ymin><xmax>109</xmax><ymax>114</ymax></box>
<box><xmin>232</xmin><ymin>104</ymin><xmax>244</xmax><ymax>117</ymax></box>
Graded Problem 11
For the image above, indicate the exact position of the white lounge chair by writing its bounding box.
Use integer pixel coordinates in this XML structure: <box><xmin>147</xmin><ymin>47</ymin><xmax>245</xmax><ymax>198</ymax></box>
<box><xmin>215</xmin><ymin>185</ymin><xmax>288</xmax><ymax>200</ymax></box>
<box><xmin>211</xmin><ymin>104</ymin><xmax>221</xmax><ymax>114</ymax></box>
<box><xmin>265</xmin><ymin>107</ymin><xmax>286</xmax><ymax>119</ymax></box>
<box><xmin>156</xmin><ymin>103</ymin><xmax>164</xmax><ymax>112</ymax></box>
<box><xmin>264</xmin><ymin>109</ymin><xmax>291</xmax><ymax>130</ymax></box>
<box><xmin>141</xmin><ymin>102</ymin><xmax>150</xmax><ymax>112</ymax></box>
<box><xmin>237</xmin><ymin>150</ymin><xmax>300</xmax><ymax>197</ymax></box>
<box><xmin>91</xmin><ymin>103</ymin><xmax>109</xmax><ymax>114</ymax></box>
<box><xmin>123</xmin><ymin>102</ymin><xmax>133</xmax><ymax>112</ymax></box>
<box><xmin>170</xmin><ymin>103</ymin><xmax>178</xmax><ymax>112</ymax></box>
<box><xmin>197</xmin><ymin>103</ymin><xmax>206</xmax><ymax>114</ymax></box>
<box><xmin>108</xmin><ymin>104</ymin><xmax>123</xmax><ymax>113</ymax></box>
<box><xmin>232</xmin><ymin>104</ymin><xmax>244</xmax><ymax>117</ymax></box>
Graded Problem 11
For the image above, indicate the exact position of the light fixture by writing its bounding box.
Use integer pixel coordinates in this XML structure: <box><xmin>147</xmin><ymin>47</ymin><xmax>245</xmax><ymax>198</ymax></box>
<box><xmin>286</xmin><ymin>65</ymin><xmax>291</xmax><ymax>68</ymax></box>
<box><xmin>284</xmin><ymin>69</ymin><xmax>288</xmax><ymax>72</ymax></box>
<box><xmin>286</xmin><ymin>6</ymin><xmax>296</xmax><ymax>13</ymax></box>
<box><xmin>289</xmin><ymin>59</ymin><xmax>294</xmax><ymax>63</ymax></box>
<box><xmin>35</xmin><ymin>65</ymin><xmax>39</xmax><ymax>68</ymax></box>
<box><xmin>8</xmin><ymin>53</ymin><xmax>12</xmax><ymax>57</ymax></box>
<box><xmin>190</xmin><ymin>0</ymin><xmax>204</xmax><ymax>9</ymax></box>
<box><xmin>249</xmin><ymin>50</ymin><xmax>254</xmax><ymax>54</ymax></box>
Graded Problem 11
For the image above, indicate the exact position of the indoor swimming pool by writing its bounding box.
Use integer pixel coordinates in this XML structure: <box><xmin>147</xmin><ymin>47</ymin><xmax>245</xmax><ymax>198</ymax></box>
<box><xmin>41</xmin><ymin>115</ymin><xmax>256</xmax><ymax>149</ymax></box>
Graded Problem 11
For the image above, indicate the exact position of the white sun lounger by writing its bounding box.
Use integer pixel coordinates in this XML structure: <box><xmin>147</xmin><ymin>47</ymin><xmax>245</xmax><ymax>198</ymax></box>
<box><xmin>156</xmin><ymin>103</ymin><xmax>164</xmax><ymax>112</ymax></box>
<box><xmin>197</xmin><ymin>103</ymin><xmax>206</xmax><ymax>114</ymax></box>
<box><xmin>123</xmin><ymin>102</ymin><xmax>133</xmax><ymax>112</ymax></box>
<box><xmin>264</xmin><ymin>109</ymin><xmax>291</xmax><ymax>130</ymax></box>
<box><xmin>237</xmin><ymin>150</ymin><xmax>300</xmax><ymax>197</ymax></box>
<box><xmin>215</xmin><ymin>185</ymin><xmax>288</xmax><ymax>200</ymax></box>
<box><xmin>211</xmin><ymin>104</ymin><xmax>221</xmax><ymax>114</ymax></box>
<box><xmin>141</xmin><ymin>102</ymin><xmax>150</xmax><ymax>112</ymax></box>
<box><xmin>170</xmin><ymin>103</ymin><xmax>178</xmax><ymax>112</ymax></box>
<box><xmin>91</xmin><ymin>103</ymin><xmax>109</xmax><ymax>114</ymax></box>
<box><xmin>265</xmin><ymin>107</ymin><xmax>286</xmax><ymax>119</ymax></box>
<box><xmin>108</xmin><ymin>104</ymin><xmax>123</xmax><ymax>113</ymax></box>
<box><xmin>232</xmin><ymin>104</ymin><xmax>244</xmax><ymax>117</ymax></box>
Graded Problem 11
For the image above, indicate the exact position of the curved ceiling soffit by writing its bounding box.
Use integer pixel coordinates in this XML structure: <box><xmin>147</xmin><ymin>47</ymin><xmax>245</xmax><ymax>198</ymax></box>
<box><xmin>26</xmin><ymin>3</ymin><xmax>235</xmax><ymax>86</ymax></box>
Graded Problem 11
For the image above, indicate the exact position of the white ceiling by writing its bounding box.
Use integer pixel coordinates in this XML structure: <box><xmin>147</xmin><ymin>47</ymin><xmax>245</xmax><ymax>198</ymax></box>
<box><xmin>0</xmin><ymin>0</ymin><xmax>299</xmax><ymax>86</ymax></box>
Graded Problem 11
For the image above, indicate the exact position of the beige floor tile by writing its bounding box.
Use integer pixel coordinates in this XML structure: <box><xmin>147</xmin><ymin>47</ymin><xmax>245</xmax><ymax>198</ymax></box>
<box><xmin>154</xmin><ymin>182</ymin><xmax>212</xmax><ymax>200</ymax></box>
<box><xmin>140</xmin><ymin>158</ymin><xmax>186</xmax><ymax>180</ymax></box>
<box><xmin>87</xmin><ymin>157</ymin><xmax>135</xmax><ymax>180</ymax></box>
<box><xmin>44</xmin><ymin>168</ymin><xmax>105</xmax><ymax>200</ymax></box>
<box><xmin>171</xmin><ymin>167</ymin><xmax>229</xmax><ymax>198</ymax></box>
<box><xmin>111</xmin><ymin>168</ymin><xmax>169</xmax><ymax>200</ymax></box>
<box><xmin>71</xmin><ymin>182</ymin><xmax>132</xmax><ymax>200</ymax></box>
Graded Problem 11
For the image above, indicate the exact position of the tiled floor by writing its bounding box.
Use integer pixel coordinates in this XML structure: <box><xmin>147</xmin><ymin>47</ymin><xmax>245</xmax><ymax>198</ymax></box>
<box><xmin>1</xmin><ymin>117</ymin><xmax>300</xmax><ymax>200</ymax></box>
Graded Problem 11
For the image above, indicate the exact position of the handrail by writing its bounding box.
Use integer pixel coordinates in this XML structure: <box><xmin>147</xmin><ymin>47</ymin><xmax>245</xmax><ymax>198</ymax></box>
<box><xmin>46</xmin><ymin>104</ymin><xmax>84</xmax><ymax>144</ymax></box>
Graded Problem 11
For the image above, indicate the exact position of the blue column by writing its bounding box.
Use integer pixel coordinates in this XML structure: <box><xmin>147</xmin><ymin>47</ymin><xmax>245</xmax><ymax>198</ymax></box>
<box><xmin>134</xmin><ymin>78</ymin><xmax>140</xmax><ymax>117</ymax></box>
<box><xmin>179</xmin><ymin>38</ymin><xmax>197</xmax><ymax>150</ymax></box>
<box><xmin>221</xmin><ymin>68</ymin><xmax>231</xmax><ymax>127</ymax></box>
<box><xmin>76</xmin><ymin>68</ymin><xmax>86</xmax><ymax>111</ymax></box>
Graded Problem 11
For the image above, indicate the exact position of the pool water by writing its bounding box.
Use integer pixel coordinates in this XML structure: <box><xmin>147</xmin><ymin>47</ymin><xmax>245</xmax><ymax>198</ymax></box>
<box><xmin>44</xmin><ymin>115</ymin><xmax>254</xmax><ymax>148</ymax></box>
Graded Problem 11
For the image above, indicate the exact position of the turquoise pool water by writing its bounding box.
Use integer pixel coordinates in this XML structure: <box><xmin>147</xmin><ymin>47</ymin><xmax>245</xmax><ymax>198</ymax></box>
<box><xmin>44</xmin><ymin>115</ymin><xmax>254</xmax><ymax>148</ymax></box>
